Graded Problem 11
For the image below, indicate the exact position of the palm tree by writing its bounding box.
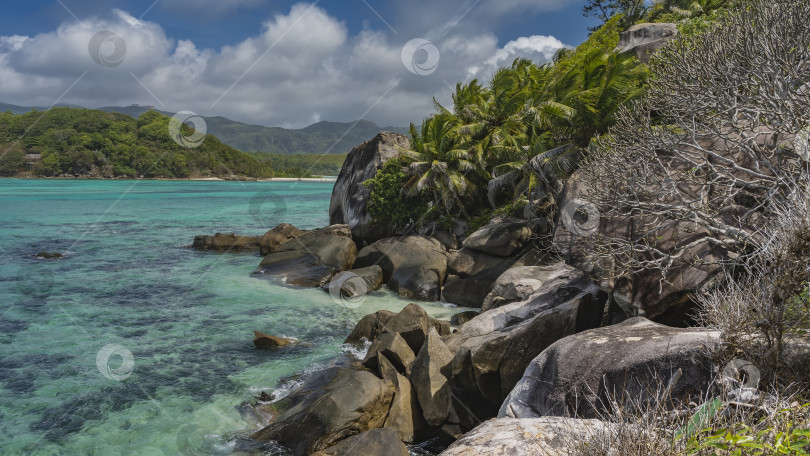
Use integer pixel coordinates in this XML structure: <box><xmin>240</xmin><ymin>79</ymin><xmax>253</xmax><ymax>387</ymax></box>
<box><xmin>401</xmin><ymin>114</ymin><xmax>478</xmax><ymax>216</ymax></box>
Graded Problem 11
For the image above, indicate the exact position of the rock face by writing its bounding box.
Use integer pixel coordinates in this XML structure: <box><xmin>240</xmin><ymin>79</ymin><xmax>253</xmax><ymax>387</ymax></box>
<box><xmin>362</xmin><ymin>332</ymin><xmax>416</xmax><ymax>375</ymax></box>
<box><xmin>253</xmin><ymin>330</ymin><xmax>295</xmax><ymax>349</ymax></box>
<box><xmin>344</xmin><ymin>303</ymin><xmax>451</xmax><ymax>351</ymax></box>
<box><xmin>329</xmin><ymin>132</ymin><xmax>411</xmax><ymax>245</ymax></box>
<box><xmin>252</xmin><ymin>367</ymin><xmax>395</xmax><ymax>456</ymax></box>
<box><xmin>482</xmin><ymin>265</ymin><xmax>563</xmax><ymax>312</ymax></box>
<box><xmin>500</xmin><ymin>318</ymin><xmax>719</xmax><ymax>420</ymax></box>
<box><xmin>462</xmin><ymin>221</ymin><xmax>531</xmax><ymax>257</ymax></box>
<box><xmin>554</xmin><ymin>168</ymin><xmax>725</xmax><ymax>322</ymax></box>
<box><xmin>616</xmin><ymin>22</ymin><xmax>678</xmax><ymax>63</ymax></box>
<box><xmin>192</xmin><ymin>233</ymin><xmax>261</xmax><ymax>251</ymax></box>
<box><xmin>35</xmin><ymin>251</ymin><xmax>63</xmax><ymax>259</ymax></box>
<box><xmin>312</xmin><ymin>428</ymin><xmax>409</xmax><ymax>456</ymax></box>
<box><xmin>451</xmin><ymin>263</ymin><xmax>607</xmax><ymax>415</ymax></box>
<box><xmin>324</xmin><ymin>265</ymin><xmax>384</xmax><ymax>298</ymax></box>
<box><xmin>378</xmin><ymin>355</ymin><xmax>428</xmax><ymax>443</ymax></box>
<box><xmin>260</xmin><ymin>223</ymin><xmax>306</xmax><ymax>255</ymax></box>
<box><xmin>354</xmin><ymin>236</ymin><xmax>448</xmax><ymax>301</ymax></box>
<box><xmin>257</xmin><ymin>225</ymin><xmax>357</xmax><ymax>287</ymax></box>
<box><xmin>410</xmin><ymin>328</ymin><xmax>455</xmax><ymax>427</ymax></box>
<box><xmin>439</xmin><ymin>417</ymin><xmax>608</xmax><ymax>456</ymax></box>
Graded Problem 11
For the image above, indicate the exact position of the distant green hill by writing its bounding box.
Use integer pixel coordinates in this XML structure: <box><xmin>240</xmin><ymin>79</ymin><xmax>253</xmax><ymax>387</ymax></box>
<box><xmin>0</xmin><ymin>108</ymin><xmax>273</xmax><ymax>178</ymax></box>
<box><xmin>250</xmin><ymin>152</ymin><xmax>348</xmax><ymax>177</ymax></box>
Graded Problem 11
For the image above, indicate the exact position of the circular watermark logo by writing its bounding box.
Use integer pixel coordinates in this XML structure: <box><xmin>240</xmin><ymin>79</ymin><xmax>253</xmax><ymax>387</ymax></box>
<box><xmin>96</xmin><ymin>343</ymin><xmax>135</xmax><ymax>381</ymax></box>
<box><xmin>721</xmin><ymin>359</ymin><xmax>760</xmax><ymax>390</ymax></box>
<box><xmin>88</xmin><ymin>30</ymin><xmax>127</xmax><ymax>68</ymax></box>
<box><xmin>329</xmin><ymin>272</ymin><xmax>369</xmax><ymax>309</ymax></box>
<box><xmin>169</xmin><ymin>111</ymin><xmax>207</xmax><ymax>149</ymax></box>
<box><xmin>561</xmin><ymin>199</ymin><xmax>601</xmax><ymax>236</ymax></box>
<box><xmin>248</xmin><ymin>191</ymin><xmax>288</xmax><ymax>227</ymax></box>
<box><xmin>795</xmin><ymin>126</ymin><xmax>810</xmax><ymax>161</ymax></box>
<box><xmin>401</xmin><ymin>38</ymin><xmax>440</xmax><ymax>76</ymax></box>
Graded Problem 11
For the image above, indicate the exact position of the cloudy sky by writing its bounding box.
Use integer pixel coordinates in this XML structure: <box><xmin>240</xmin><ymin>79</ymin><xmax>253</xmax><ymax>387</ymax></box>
<box><xmin>0</xmin><ymin>0</ymin><xmax>595</xmax><ymax>128</ymax></box>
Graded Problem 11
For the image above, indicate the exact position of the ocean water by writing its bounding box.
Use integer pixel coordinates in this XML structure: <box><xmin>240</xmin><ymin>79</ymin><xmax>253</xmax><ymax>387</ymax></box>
<box><xmin>0</xmin><ymin>179</ymin><xmax>463</xmax><ymax>455</ymax></box>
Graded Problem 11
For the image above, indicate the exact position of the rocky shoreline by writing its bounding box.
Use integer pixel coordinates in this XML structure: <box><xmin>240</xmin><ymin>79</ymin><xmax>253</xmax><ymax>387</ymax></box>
<box><xmin>188</xmin><ymin>131</ymin><xmax>810</xmax><ymax>455</ymax></box>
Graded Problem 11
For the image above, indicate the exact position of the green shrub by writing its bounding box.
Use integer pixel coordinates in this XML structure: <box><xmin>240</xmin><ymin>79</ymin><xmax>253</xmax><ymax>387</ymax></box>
<box><xmin>364</xmin><ymin>159</ymin><xmax>431</xmax><ymax>229</ymax></box>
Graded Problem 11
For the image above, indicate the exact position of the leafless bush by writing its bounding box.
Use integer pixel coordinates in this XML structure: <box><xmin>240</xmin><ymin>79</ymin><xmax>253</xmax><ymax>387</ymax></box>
<box><xmin>569</xmin><ymin>384</ymin><xmax>808</xmax><ymax>456</ymax></box>
<box><xmin>579</xmin><ymin>0</ymin><xmax>810</xmax><ymax>290</ymax></box>
<box><xmin>699</xmin><ymin>180</ymin><xmax>810</xmax><ymax>386</ymax></box>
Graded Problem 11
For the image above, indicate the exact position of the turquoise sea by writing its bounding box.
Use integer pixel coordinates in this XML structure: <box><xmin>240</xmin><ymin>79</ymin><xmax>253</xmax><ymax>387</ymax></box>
<box><xmin>0</xmin><ymin>179</ymin><xmax>461</xmax><ymax>455</ymax></box>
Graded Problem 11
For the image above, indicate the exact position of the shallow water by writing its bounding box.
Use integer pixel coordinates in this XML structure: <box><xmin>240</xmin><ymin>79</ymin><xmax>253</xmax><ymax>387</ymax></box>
<box><xmin>0</xmin><ymin>179</ymin><xmax>464</xmax><ymax>455</ymax></box>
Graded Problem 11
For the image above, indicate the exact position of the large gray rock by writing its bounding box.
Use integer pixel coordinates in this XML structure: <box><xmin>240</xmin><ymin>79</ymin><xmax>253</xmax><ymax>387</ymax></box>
<box><xmin>260</xmin><ymin>223</ymin><xmax>306</xmax><ymax>255</ymax></box>
<box><xmin>410</xmin><ymin>328</ymin><xmax>455</xmax><ymax>427</ymax></box>
<box><xmin>616</xmin><ymin>22</ymin><xmax>678</xmax><ymax>63</ymax></box>
<box><xmin>312</xmin><ymin>428</ymin><xmax>409</xmax><ymax>456</ymax></box>
<box><xmin>462</xmin><ymin>221</ymin><xmax>531</xmax><ymax>257</ymax></box>
<box><xmin>252</xmin><ymin>367</ymin><xmax>395</xmax><ymax>456</ymax></box>
<box><xmin>442</xmin><ymin>275</ymin><xmax>494</xmax><ymax>308</ymax></box>
<box><xmin>378</xmin><ymin>355</ymin><xmax>428</xmax><ymax>443</ymax></box>
<box><xmin>344</xmin><ymin>303</ymin><xmax>451</xmax><ymax>353</ymax></box>
<box><xmin>362</xmin><ymin>332</ymin><xmax>416</xmax><ymax>375</ymax></box>
<box><xmin>257</xmin><ymin>225</ymin><xmax>357</xmax><ymax>287</ymax></box>
<box><xmin>329</xmin><ymin>132</ymin><xmax>411</xmax><ymax>245</ymax></box>
<box><xmin>482</xmin><ymin>265</ymin><xmax>562</xmax><ymax>312</ymax></box>
<box><xmin>192</xmin><ymin>233</ymin><xmax>261</xmax><ymax>251</ymax></box>
<box><xmin>354</xmin><ymin>235</ymin><xmax>448</xmax><ymax>301</ymax></box>
<box><xmin>451</xmin><ymin>264</ymin><xmax>607</xmax><ymax>416</ymax></box>
<box><xmin>499</xmin><ymin>318</ymin><xmax>719</xmax><ymax>420</ymax></box>
<box><xmin>324</xmin><ymin>265</ymin><xmax>384</xmax><ymax>298</ymax></box>
<box><xmin>439</xmin><ymin>417</ymin><xmax>609</xmax><ymax>456</ymax></box>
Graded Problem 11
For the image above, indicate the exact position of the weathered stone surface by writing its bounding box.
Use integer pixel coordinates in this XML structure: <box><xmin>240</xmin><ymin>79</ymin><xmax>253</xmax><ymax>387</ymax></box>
<box><xmin>259</xmin><ymin>223</ymin><xmax>306</xmax><ymax>255</ymax></box>
<box><xmin>442</xmin><ymin>275</ymin><xmax>493</xmax><ymax>308</ymax></box>
<box><xmin>553</xmin><ymin>168</ymin><xmax>725</xmax><ymax>321</ymax></box>
<box><xmin>193</xmin><ymin>233</ymin><xmax>261</xmax><ymax>251</ymax></box>
<box><xmin>439</xmin><ymin>417</ymin><xmax>609</xmax><ymax>456</ymax></box>
<box><xmin>447</xmin><ymin>247</ymin><xmax>516</xmax><ymax>279</ymax></box>
<box><xmin>410</xmin><ymin>328</ymin><xmax>455</xmax><ymax>427</ymax></box>
<box><xmin>451</xmin><ymin>264</ymin><xmax>607</xmax><ymax>415</ymax></box>
<box><xmin>344</xmin><ymin>310</ymin><xmax>396</xmax><ymax>346</ymax></box>
<box><xmin>378</xmin><ymin>355</ymin><xmax>428</xmax><ymax>443</ymax></box>
<box><xmin>499</xmin><ymin>318</ymin><xmax>720</xmax><ymax>419</ymax></box>
<box><xmin>617</xmin><ymin>22</ymin><xmax>678</xmax><ymax>64</ymax></box>
<box><xmin>312</xmin><ymin>428</ymin><xmax>409</xmax><ymax>456</ymax></box>
<box><xmin>482</xmin><ymin>265</ymin><xmax>563</xmax><ymax>312</ymax></box>
<box><xmin>450</xmin><ymin>311</ymin><xmax>479</xmax><ymax>327</ymax></box>
<box><xmin>324</xmin><ymin>265</ymin><xmax>384</xmax><ymax>298</ymax></box>
<box><xmin>257</xmin><ymin>225</ymin><xmax>357</xmax><ymax>287</ymax></box>
<box><xmin>362</xmin><ymin>332</ymin><xmax>416</xmax><ymax>375</ymax></box>
<box><xmin>343</xmin><ymin>304</ymin><xmax>451</xmax><ymax>352</ymax></box>
<box><xmin>355</xmin><ymin>235</ymin><xmax>448</xmax><ymax>301</ymax></box>
<box><xmin>253</xmin><ymin>330</ymin><xmax>295</xmax><ymax>349</ymax></box>
<box><xmin>329</xmin><ymin>132</ymin><xmax>411</xmax><ymax>245</ymax></box>
<box><xmin>433</xmin><ymin>231</ymin><xmax>459</xmax><ymax>250</ymax></box>
<box><xmin>252</xmin><ymin>367</ymin><xmax>395</xmax><ymax>456</ymax></box>
<box><xmin>462</xmin><ymin>221</ymin><xmax>531</xmax><ymax>257</ymax></box>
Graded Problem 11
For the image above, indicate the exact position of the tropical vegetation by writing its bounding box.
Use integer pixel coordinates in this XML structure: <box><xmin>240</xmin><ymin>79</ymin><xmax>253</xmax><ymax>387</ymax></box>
<box><xmin>0</xmin><ymin>108</ymin><xmax>273</xmax><ymax>178</ymax></box>
<box><xmin>364</xmin><ymin>0</ymin><xmax>736</xmax><ymax>231</ymax></box>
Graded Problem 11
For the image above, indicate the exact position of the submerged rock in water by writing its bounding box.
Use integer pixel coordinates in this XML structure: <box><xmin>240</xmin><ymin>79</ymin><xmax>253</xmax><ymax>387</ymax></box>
<box><xmin>253</xmin><ymin>331</ymin><xmax>296</xmax><ymax>349</ymax></box>
<box><xmin>35</xmin><ymin>251</ymin><xmax>64</xmax><ymax>260</ymax></box>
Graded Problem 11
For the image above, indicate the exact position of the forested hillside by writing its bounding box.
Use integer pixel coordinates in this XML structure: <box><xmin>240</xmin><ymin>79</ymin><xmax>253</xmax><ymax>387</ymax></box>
<box><xmin>0</xmin><ymin>108</ymin><xmax>273</xmax><ymax>178</ymax></box>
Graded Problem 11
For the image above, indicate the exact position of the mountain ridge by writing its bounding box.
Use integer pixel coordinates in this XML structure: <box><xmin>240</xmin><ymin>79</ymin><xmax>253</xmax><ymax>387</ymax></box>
<box><xmin>0</xmin><ymin>102</ymin><xmax>409</xmax><ymax>155</ymax></box>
